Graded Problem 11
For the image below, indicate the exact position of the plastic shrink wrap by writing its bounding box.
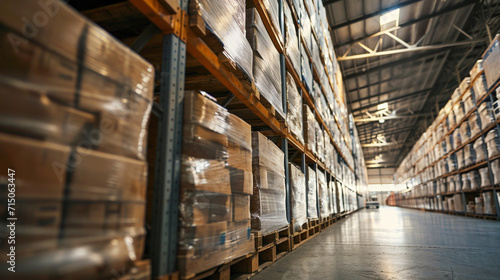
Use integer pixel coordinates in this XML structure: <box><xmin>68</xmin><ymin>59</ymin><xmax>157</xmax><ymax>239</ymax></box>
<box><xmin>479</xmin><ymin>167</ymin><xmax>491</xmax><ymax>188</ymax></box>
<box><xmin>478</xmin><ymin>101</ymin><xmax>495</xmax><ymax>130</ymax></box>
<box><xmin>462</xmin><ymin>89</ymin><xmax>474</xmax><ymax>114</ymax></box>
<box><xmin>464</xmin><ymin>144</ymin><xmax>476</xmax><ymax>167</ymax></box>
<box><xmin>485</xmin><ymin>128</ymin><xmax>500</xmax><ymax>158</ymax></box>
<box><xmin>316</xmin><ymin>121</ymin><xmax>325</xmax><ymax>162</ymax></box>
<box><xmin>462</xmin><ymin>173</ymin><xmax>471</xmax><ymax>190</ymax></box>
<box><xmin>470</xmin><ymin>170</ymin><xmax>481</xmax><ymax>190</ymax></box>
<box><xmin>284</xmin><ymin>1</ymin><xmax>301</xmax><ymax>76</ymax></box>
<box><xmin>289</xmin><ymin>164</ymin><xmax>307</xmax><ymax>231</ymax></box>
<box><xmin>483</xmin><ymin>34</ymin><xmax>500</xmax><ymax>89</ymax></box>
<box><xmin>453</xmin><ymin>194</ymin><xmax>464</xmax><ymax>212</ymax></box>
<box><xmin>492</xmin><ymin>159</ymin><xmax>500</xmax><ymax>185</ymax></box>
<box><xmin>0</xmin><ymin>1</ymin><xmax>154</xmax><ymax>278</ymax></box>
<box><xmin>194</xmin><ymin>0</ymin><xmax>253</xmax><ymax>81</ymax></box>
<box><xmin>304</xmin><ymin>105</ymin><xmax>317</xmax><ymax>155</ymax></box>
<box><xmin>178</xmin><ymin>92</ymin><xmax>253</xmax><ymax>277</ymax></box>
<box><xmin>301</xmin><ymin>41</ymin><xmax>314</xmax><ymax>92</ymax></box>
<box><xmin>483</xmin><ymin>192</ymin><xmax>497</xmax><ymax>215</ymax></box>
<box><xmin>287</xmin><ymin>73</ymin><xmax>304</xmax><ymax>144</ymax></box>
<box><xmin>306</xmin><ymin>167</ymin><xmax>319</xmax><ymax>219</ymax></box>
<box><xmin>447</xmin><ymin>176</ymin><xmax>456</xmax><ymax>192</ymax></box>
<box><xmin>475</xmin><ymin>197</ymin><xmax>484</xmax><ymax>214</ymax></box>
<box><xmin>469</xmin><ymin>112</ymin><xmax>481</xmax><ymax>137</ymax></box>
<box><xmin>474</xmin><ymin>137</ymin><xmax>486</xmax><ymax>163</ymax></box>
<box><xmin>317</xmin><ymin>170</ymin><xmax>329</xmax><ymax>218</ymax></box>
<box><xmin>329</xmin><ymin>180</ymin><xmax>337</xmax><ymax>215</ymax></box>
<box><xmin>246</xmin><ymin>8</ymin><xmax>284</xmax><ymax>119</ymax></box>
<box><xmin>251</xmin><ymin>132</ymin><xmax>288</xmax><ymax>234</ymax></box>
<box><xmin>460</xmin><ymin>121</ymin><xmax>471</xmax><ymax>143</ymax></box>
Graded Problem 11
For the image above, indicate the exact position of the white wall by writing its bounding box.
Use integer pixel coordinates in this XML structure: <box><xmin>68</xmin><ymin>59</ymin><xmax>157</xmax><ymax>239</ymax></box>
<box><xmin>368</xmin><ymin>168</ymin><xmax>395</xmax><ymax>185</ymax></box>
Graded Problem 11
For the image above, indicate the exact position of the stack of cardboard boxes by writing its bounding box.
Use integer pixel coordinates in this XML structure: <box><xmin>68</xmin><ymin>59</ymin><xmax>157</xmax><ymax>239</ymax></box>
<box><xmin>0</xmin><ymin>0</ymin><xmax>153</xmax><ymax>278</ymax></box>
<box><xmin>289</xmin><ymin>164</ymin><xmax>307</xmax><ymax>231</ymax></box>
<box><xmin>246</xmin><ymin>8</ymin><xmax>284</xmax><ymax>119</ymax></box>
<box><xmin>251</xmin><ymin>132</ymin><xmax>288</xmax><ymax>234</ymax></box>
<box><xmin>178</xmin><ymin>91</ymin><xmax>253</xmax><ymax>278</ymax></box>
<box><xmin>307</xmin><ymin>167</ymin><xmax>319</xmax><ymax>220</ymax></box>
<box><xmin>304</xmin><ymin>105</ymin><xmax>317</xmax><ymax>155</ymax></box>
<box><xmin>287</xmin><ymin>73</ymin><xmax>304</xmax><ymax>144</ymax></box>
<box><xmin>192</xmin><ymin>0</ymin><xmax>253</xmax><ymax>81</ymax></box>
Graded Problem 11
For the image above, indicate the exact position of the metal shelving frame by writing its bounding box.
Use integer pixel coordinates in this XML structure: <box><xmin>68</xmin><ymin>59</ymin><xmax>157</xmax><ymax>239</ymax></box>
<box><xmin>77</xmin><ymin>0</ymin><xmax>368</xmax><ymax>278</ymax></box>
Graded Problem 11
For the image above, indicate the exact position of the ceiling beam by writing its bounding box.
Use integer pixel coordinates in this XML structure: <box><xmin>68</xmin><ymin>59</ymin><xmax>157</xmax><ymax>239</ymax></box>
<box><xmin>350</xmin><ymin>88</ymin><xmax>433</xmax><ymax>113</ymax></box>
<box><xmin>343</xmin><ymin>50</ymin><xmax>445</xmax><ymax>80</ymax></box>
<box><xmin>354</xmin><ymin>113</ymin><xmax>433</xmax><ymax>122</ymax></box>
<box><xmin>334</xmin><ymin>0</ymin><xmax>477</xmax><ymax>49</ymax></box>
<box><xmin>331</xmin><ymin>0</ymin><xmax>424</xmax><ymax>30</ymax></box>
<box><xmin>338</xmin><ymin>39</ymin><xmax>485</xmax><ymax>61</ymax></box>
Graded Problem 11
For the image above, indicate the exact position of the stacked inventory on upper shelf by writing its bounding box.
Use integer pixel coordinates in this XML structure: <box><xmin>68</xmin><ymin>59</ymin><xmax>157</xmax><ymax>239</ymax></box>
<box><xmin>394</xmin><ymin>35</ymin><xmax>500</xmax><ymax>218</ymax></box>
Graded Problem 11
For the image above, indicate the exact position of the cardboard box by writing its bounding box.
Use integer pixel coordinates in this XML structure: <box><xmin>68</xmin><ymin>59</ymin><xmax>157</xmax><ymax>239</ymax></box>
<box><xmin>184</xmin><ymin>124</ymin><xmax>229</xmax><ymax>147</ymax></box>
<box><xmin>0</xmin><ymin>82</ymin><xmax>96</xmax><ymax>145</ymax></box>
<box><xmin>184</xmin><ymin>91</ymin><xmax>228</xmax><ymax>135</ymax></box>
<box><xmin>70</xmin><ymin>147</ymin><xmax>147</xmax><ymax>201</ymax></box>
<box><xmin>232</xmin><ymin>194</ymin><xmax>251</xmax><ymax>221</ymax></box>
<box><xmin>178</xmin><ymin>221</ymin><xmax>228</xmax><ymax>252</ymax></box>
<box><xmin>0</xmin><ymin>25</ymin><xmax>153</xmax><ymax>113</ymax></box>
<box><xmin>251</xmin><ymin>132</ymin><xmax>285</xmax><ymax>173</ymax></box>
<box><xmin>227</xmin><ymin>114</ymin><xmax>252</xmax><ymax>150</ymax></box>
<box><xmin>228</xmin><ymin>142</ymin><xmax>252</xmax><ymax>171</ymax></box>
<box><xmin>181</xmin><ymin>158</ymin><xmax>231</xmax><ymax>194</ymax></box>
<box><xmin>230</xmin><ymin>168</ymin><xmax>253</xmax><ymax>195</ymax></box>
<box><xmin>0</xmin><ymin>132</ymin><xmax>70</xmax><ymax>200</ymax></box>
<box><xmin>1</xmin><ymin>0</ymin><xmax>154</xmax><ymax>102</ymax></box>
<box><xmin>179</xmin><ymin>192</ymin><xmax>231</xmax><ymax>225</ymax></box>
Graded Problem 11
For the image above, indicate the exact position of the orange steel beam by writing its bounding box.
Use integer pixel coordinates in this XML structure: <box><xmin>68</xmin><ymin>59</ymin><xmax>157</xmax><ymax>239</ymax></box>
<box><xmin>129</xmin><ymin>0</ymin><xmax>180</xmax><ymax>36</ymax></box>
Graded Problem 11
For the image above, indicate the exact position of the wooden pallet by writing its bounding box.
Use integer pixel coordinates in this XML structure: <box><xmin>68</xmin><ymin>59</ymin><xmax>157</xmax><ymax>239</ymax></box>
<box><xmin>290</xmin><ymin>222</ymin><xmax>309</xmax><ymax>250</ymax></box>
<box><xmin>252</xmin><ymin>226</ymin><xmax>291</xmax><ymax>268</ymax></box>
<box><xmin>307</xmin><ymin>219</ymin><xmax>320</xmax><ymax>237</ymax></box>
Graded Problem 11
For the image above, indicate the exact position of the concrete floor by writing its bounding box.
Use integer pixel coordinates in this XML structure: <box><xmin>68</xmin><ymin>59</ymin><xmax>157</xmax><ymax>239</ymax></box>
<box><xmin>252</xmin><ymin>206</ymin><xmax>500</xmax><ymax>280</ymax></box>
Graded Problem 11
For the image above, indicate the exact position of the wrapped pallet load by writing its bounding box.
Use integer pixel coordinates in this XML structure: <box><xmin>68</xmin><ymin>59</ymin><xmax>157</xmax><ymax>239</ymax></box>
<box><xmin>289</xmin><ymin>164</ymin><xmax>307</xmax><ymax>232</ymax></box>
<box><xmin>304</xmin><ymin>105</ymin><xmax>317</xmax><ymax>155</ymax></box>
<box><xmin>191</xmin><ymin>0</ymin><xmax>253</xmax><ymax>81</ymax></box>
<box><xmin>0</xmin><ymin>0</ymin><xmax>154</xmax><ymax>278</ymax></box>
<box><xmin>482</xmin><ymin>34</ymin><xmax>500</xmax><ymax>89</ymax></box>
<box><xmin>317</xmin><ymin>170</ymin><xmax>329</xmax><ymax>219</ymax></box>
<box><xmin>287</xmin><ymin>73</ymin><xmax>304</xmax><ymax>144</ymax></box>
<box><xmin>284</xmin><ymin>0</ymin><xmax>300</xmax><ymax>76</ymax></box>
<box><xmin>485</xmin><ymin>128</ymin><xmax>500</xmax><ymax>158</ymax></box>
<box><xmin>178</xmin><ymin>91</ymin><xmax>253</xmax><ymax>278</ymax></box>
<box><xmin>306</xmin><ymin>167</ymin><xmax>319</xmax><ymax>219</ymax></box>
<box><xmin>246</xmin><ymin>8</ymin><xmax>284</xmax><ymax>119</ymax></box>
<box><xmin>251</xmin><ymin>132</ymin><xmax>288</xmax><ymax>234</ymax></box>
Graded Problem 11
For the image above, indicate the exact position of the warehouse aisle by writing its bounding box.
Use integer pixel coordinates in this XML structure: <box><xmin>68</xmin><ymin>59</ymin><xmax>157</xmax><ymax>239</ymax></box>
<box><xmin>252</xmin><ymin>207</ymin><xmax>500</xmax><ymax>280</ymax></box>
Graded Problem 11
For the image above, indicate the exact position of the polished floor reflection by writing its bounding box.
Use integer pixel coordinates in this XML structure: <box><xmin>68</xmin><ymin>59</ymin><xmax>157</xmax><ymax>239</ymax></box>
<box><xmin>252</xmin><ymin>206</ymin><xmax>500</xmax><ymax>280</ymax></box>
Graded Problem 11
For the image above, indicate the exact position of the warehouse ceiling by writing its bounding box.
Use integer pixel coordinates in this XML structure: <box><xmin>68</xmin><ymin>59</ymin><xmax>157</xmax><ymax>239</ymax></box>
<box><xmin>324</xmin><ymin>0</ymin><xmax>500</xmax><ymax>169</ymax></box>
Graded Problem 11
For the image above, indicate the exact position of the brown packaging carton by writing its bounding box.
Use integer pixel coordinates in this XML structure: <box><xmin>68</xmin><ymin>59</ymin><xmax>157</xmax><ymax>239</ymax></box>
<box><xmin>184</xmin><ymin>91</ymin><xmax>228</xmax><ymax>135</ymax></box>
<box><xmin>229</xmin><ymin>168</ymin><xmax>253</xmax><ymax>195</ymax></box>
<box><xmin>179</xmin><ymin>192</ymin><xmax>231</xmax><ymax>225</ymax></box>
<box><xmin>70</xmin><ymin>147</ymin><xmax>147</xmax><ymax>201</ymax></box>
<box><xmin>0</xmin><ymin>132</ymin><xmax>70</xmax><ymax>200</ymax></box>
<box><xmin>227</xmin><ymin>114</ymin><xmax>252</xmax><ymax>150</ymax></box>
<box><xmin>232</xmin><ymin>194</ymin><xmax>251</xmax><ymax>221</ymax></box>
<box><xmin>227</xmin><ymin>142</ymin><xmax>252</xmax><ymax>171</ymax></box>
<box><xmin>181</xmin><ymin>157</ymin><xmax>231</xmax><ymax>194</ymax></box>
